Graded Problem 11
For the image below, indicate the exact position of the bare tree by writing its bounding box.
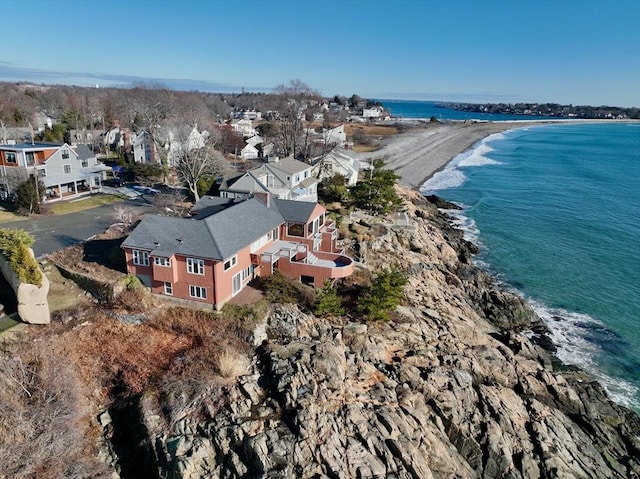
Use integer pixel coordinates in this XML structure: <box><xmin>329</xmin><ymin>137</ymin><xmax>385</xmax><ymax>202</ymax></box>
<box><xmin>272</xmin><ymin>79</ymin><xmax>321</xmax><ymax>158</ymax></box>
<box><xmin>169</xmin><ymin>123</ymin><xmax>226</xmax><ymax>202</ymax></box>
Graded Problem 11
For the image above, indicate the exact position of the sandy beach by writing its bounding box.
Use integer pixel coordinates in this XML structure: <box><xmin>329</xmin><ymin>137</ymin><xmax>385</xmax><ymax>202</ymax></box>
<box><xmin>358</xmin><ymin>122</ymin><xmax>545</xmax><ymax>190</ymax></box>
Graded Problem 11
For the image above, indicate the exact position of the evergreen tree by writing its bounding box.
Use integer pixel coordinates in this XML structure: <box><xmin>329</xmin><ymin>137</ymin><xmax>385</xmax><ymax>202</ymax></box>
<box><xmin>350</xmin><ymin>159</ymin><xmax>402</xmax><ymax>214</ymax></box>
<box><xmin>357</xmin><ymin>269</ymin><xmax>407</xmax><ymax>321</ymax></box>
<box><xmin>15</xmin><ymin>177</ymin><xmax>45</xmax><ymax>215</ymax></box>
<box><xmin>314</xmin><ymin>281</ymin><xmax>345</xmax><ymax>317</ymax></box>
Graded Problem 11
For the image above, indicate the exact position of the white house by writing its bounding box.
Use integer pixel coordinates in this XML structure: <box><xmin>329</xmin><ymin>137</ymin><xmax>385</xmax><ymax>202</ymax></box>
<box><xmin>230</xmin><ymin>119</ymin><xmax>257</xmax><ymax>138</ymax></box>
<box><xmin>215</xmin><ymin>156</ymin><xmax>318</xmax><ymax>202</ymax></box>
<box><xmin>240</xmin><ymin>143</ymin><xmax>259</xmax><ymax>160</ymax></box>
<box><xmin>311</xmin><ymin>148</ymin><xmax>361</xmax><ymax>186</ymax></box>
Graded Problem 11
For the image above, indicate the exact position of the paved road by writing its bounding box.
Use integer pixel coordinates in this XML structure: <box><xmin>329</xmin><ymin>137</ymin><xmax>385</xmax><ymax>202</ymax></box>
<box><xmin>1</xmin><ymin>199</ymin><xmax>151</xmax><ymax>257</ymax></box>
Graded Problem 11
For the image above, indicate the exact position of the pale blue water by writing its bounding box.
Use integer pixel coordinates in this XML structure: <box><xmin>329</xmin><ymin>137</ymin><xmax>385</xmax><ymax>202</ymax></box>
<box><xmin>421</xmin><ymin>122</ymin><xmax>640</xmax><ymax>411</ymax></box>
<box><xmin>379</xmin><ymin>99</ymin><xmax>560</xmax><ymax>122</ymax></box>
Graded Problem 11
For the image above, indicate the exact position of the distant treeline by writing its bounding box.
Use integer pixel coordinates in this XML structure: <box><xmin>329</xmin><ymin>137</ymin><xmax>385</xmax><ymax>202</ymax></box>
<box><xmin>445</xmin><ymin>102</ymin><xmax>640</xmax><ymax>119</ymax></box>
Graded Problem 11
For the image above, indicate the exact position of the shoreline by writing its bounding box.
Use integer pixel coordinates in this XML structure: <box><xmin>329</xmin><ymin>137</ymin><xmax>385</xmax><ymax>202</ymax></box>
<box><xmin>375</xmin><ymin>120</ymin><xmax>640</xmax><ymax>413</ymax></box>
<box><xmin>359</xmin><ymin>119</ymin><xmax>633</xmax><ymax>190</ymax></box>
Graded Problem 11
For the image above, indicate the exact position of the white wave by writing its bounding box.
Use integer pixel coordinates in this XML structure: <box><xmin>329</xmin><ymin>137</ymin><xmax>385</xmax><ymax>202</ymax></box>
<box><xmin>531</xmin><ymin>300</ymin><xmax>639</xmax><ymax>411</ymax></box>
<box><xmin>445</xmin><ymin>208</ymin><xmax>482</xmax><ymax>246</ymax></box>
<box><xmin>457</xmin><ymin>143</ymin><xmax>501</xmax><ymax>167</ymax></box>
<box><xmin>420</xmin><ymin>133</ymin><xmax>504</xmax><ymax>193</ymax></box>
<box><xmin>420</xmin><ymin>168</ymin><xmax>466</xmax><ymax>192</ymax></box>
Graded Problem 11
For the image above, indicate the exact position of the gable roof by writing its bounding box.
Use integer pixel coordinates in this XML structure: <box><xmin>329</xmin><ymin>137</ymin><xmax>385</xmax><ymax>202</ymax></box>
<box><xmin>267</xmin><ymin>156</ymin><xmax>310</xmax><ymax>175</ymax></box>
<box><xmin>122</xmin><ymin>197</ymin><xmax>284</xmax><ymax>260</ymax></box>
<box><xmin>74</xmin><ymin>144</ymin><xmax>95</xmax><ymax>161</ymax></box>
<box><xmin>272</xmin><ymin>198</ymin><xmax>318</xmax><ymax>223</ymax></box>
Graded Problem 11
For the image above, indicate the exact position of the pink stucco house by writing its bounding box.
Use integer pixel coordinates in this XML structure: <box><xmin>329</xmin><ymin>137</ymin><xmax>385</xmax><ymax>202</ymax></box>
<box><xmin>121</xmin><ymin>194</ymin><xmax>353</xmax><ymax>309</ymax></box>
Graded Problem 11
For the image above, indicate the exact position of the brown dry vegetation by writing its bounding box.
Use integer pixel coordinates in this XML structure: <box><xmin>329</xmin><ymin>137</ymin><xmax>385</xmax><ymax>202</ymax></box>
<box><xmin>0</xmin><ymin>285</ymin><xmax>261</xmax><ymax>477</ymax></box>
<box><xmin>343</xmin><ymin>124</ymin><xmax>399</xmax><ymax>137</ymax></box>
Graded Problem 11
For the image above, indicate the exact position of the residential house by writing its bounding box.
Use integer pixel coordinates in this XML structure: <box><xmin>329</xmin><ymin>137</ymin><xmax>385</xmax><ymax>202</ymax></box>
<box><xmin>322</xmin><ymin>124</ymin><xmax>347</xmax><ymax>148</ymax></box>
<box><xmin>0</xmin><ymin>143</ymin><xmax>109</xmax><ymax>201</ymax></box>
<box><xmin>213</xmin><ymin>156</ymin><xmax>318</xmax><ymax>202</ymax></box>
<box><xmin>311</xmin><ymin>148</ymin><xmax>361</xmax><ymax>186</ymax></box>
<box><xmin>162</xmin><ymin>125</ymin><xmax>208</xmax><ymax>167</ymax></box>
<box><xmin>230</xmin><ymin>119</ymin><xmax>257</xmax><ymax>138</ymax></box>
<box><xmin>132</xmin><ymin>131</ymin><xmax>158</xmax><ymax>164</ymax></box>
<box><xmin>362</xmin><ymin>107</ymin><xmax>384</xmax><ymax>119</ymax></box>
<box><xmin>240</xmin><ymin>143</ymin><xmax>259</xmax><ymax>160</ymax></box>
<box><xmin>121</xmin><ymin>194</ymin><xmax>353</xmax><ymax>309</ymax></box>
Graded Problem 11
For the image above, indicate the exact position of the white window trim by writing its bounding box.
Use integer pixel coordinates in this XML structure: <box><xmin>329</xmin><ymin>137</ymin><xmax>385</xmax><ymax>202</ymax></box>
<box><xmin>187</xmin><ymin>257</ymin><xmax>205</xmax><ymax>275</ymax></box>
<box><xmin>132</xmin><ymin>249</ymin><xmax>149</xmax><ymax>266</ymax></box>
<box><xmin>164</xmin><ymin>282</ymin><xmax>173</xmax><ymax>295</ymax></box>
<box><xmin>154</xmin><ymin>257</ymin><xmax>171</xmax><ymax>267</ymax></box>
<box><xmin>223</xmin><ymin>255</ymin><xmax>237</xmax><ymax>271</ymax></box>
<box><xmin>189</xmin><ymin>285</ymin><xmax>207</xmax><ymax>299</ymax></box>
<box><xmin>63</xmin><ymin>164</ymin><xmax>72</xmax><ymax>174</ymax></box>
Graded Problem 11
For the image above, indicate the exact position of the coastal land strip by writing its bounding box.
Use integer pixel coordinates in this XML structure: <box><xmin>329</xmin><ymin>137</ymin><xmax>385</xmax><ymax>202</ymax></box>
<box><xmin>359</xmin><ymin>121</ymin><xmax>544</xmax><ymax>189</ymax></box>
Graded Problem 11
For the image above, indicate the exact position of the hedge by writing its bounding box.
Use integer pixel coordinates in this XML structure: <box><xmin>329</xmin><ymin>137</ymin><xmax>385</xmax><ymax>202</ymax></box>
<box><xmin>0</xmin><ymin>228</ymin><xmax>43</xmax><ymax>287</ymax></box>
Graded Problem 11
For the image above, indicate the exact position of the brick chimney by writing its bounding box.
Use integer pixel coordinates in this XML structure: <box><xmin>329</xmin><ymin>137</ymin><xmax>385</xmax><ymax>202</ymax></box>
<box><xmin>254</xmin><ymin>191</ymin><xmax>271</xmax><ymax>208</ymax></box>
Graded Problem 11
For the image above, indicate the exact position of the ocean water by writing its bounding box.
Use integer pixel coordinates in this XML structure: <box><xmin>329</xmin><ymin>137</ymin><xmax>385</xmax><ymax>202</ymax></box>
<box><xmin>379</xmin><ymin>99</ymin><xmax>559</xmax><ymax>122</ymax></box>
<box><xmin>420</xmin><ymin>122</ymin><xmax>640</xmax><ymax>412</ymax></box>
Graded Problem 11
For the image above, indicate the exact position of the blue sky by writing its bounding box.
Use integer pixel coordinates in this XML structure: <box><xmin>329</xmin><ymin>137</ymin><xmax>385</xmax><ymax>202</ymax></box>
<box><xmin>1</xmin><ymin>0</ymin><xmax>639</xmax><ymax>106</ymax></box>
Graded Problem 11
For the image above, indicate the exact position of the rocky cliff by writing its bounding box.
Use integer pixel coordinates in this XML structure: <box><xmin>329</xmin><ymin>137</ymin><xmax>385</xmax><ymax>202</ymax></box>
<box><xmin>141</xmin><ymin>187</ymin><xmax>640</xmax><ymax>478</ymax></box>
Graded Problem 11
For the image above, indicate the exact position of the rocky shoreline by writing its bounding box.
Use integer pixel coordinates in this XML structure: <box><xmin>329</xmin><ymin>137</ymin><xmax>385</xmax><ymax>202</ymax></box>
<box><xmin>135</xmin><ymin>188</ymin><xmax>640</xmax><ymax>478</ymax></box>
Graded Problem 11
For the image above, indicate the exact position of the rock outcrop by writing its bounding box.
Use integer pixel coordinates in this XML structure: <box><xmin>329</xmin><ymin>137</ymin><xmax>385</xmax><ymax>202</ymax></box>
<box><xmin>142</xmin><ymin>188</ymin><xmax>640</xmax><ymax>478</ymax></box>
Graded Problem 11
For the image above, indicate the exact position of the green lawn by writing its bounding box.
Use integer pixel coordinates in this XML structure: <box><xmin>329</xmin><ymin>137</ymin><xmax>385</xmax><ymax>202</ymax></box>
<box><xmin>48</xmin><ymin>194</ymin><xmax>124</xmax><ymax>215</ymax></box>
<box><xmin>0</xmin><ymin>194</ymin><xmax>126</xmax><ymax>224</ymax></box>
<box><xmin>0</xmin><ymin>316</ymin><xmax>21</xmax><ymax>333</ymax></box>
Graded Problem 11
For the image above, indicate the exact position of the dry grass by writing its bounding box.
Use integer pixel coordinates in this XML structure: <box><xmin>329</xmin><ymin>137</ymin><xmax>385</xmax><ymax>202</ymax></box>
<box><xmin>344</xmin><ymin>124</ymin><xmax>399</xmax><ymax>136</ymax></box>
<box><xmin>216</xmin><ymin>350</ymin><xmax>250</xmax><ymax>378</ymax></box>
<box><xmin>353</xmin><ymin>144</ymin><xmax>380</xmax><ymax>153</ymax></box>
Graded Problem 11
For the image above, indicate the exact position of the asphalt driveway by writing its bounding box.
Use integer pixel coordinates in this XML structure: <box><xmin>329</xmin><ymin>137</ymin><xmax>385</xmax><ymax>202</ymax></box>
<box><xmin>1</xmin><ymin>199</ymin><xmax>151</xmax><ymax>257</ymax></box>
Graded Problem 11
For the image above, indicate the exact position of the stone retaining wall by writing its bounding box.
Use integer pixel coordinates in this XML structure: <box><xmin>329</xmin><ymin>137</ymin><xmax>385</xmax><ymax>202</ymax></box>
<box><xmin>52</xmin><ymin>262</ymin><xmax>124</xmax><ymax>303</ymax></box>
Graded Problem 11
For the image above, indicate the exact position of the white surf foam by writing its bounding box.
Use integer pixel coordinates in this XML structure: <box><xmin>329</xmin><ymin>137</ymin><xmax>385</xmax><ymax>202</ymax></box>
<box><xmin>420</xmin><ymin>133</ymin><xmax>504</xmax><ymax>193</ymax></box>
<box><xmin>531</xmin><ymin>300</ymin><xmax>639</xmax><ymax>411</ymax></box>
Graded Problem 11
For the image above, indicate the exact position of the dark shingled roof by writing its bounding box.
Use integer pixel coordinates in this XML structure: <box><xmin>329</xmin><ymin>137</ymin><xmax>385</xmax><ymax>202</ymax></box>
<box><xmin>122</xmin><ymin>197</ymin><xmax>285</xmax><ymax>260</ymax></box>
<box><xmin>273</xmin><ymin>198</ymin><xmax>316</xmax><ymax>223</ymax></box>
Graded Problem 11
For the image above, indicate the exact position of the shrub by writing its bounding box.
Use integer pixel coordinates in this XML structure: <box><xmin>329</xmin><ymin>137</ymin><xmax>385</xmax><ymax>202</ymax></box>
<box><xmin>357</xmin><ymin>269</ymin><xmax>407</xmax><ymax>321</ymax></box>
<box><xmin>0</xmin><ymin>228</ymin><xmax>43</xmax><ymax>286</ymax></box>
<box><xmin>122</xmin><ymin>273</ymin><xmax>142</xmax><ymax>290</ymax></box>
<box><xmin>314</xmin><ymin>281</ymin><xmax>345</xmax><ymax>317</ymax></box>
<box><xmin>261</xmin><ymin>271</ymin><xmax>316</xmax><ymax>308</ymax></box>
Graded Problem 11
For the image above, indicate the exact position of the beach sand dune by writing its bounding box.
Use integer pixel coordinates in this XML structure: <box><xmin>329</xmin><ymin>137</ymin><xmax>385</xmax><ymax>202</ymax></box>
<box><xmin>358</xmin><ymin>122</ymin><xmax>541</xmax><ymax>189</ymax></box>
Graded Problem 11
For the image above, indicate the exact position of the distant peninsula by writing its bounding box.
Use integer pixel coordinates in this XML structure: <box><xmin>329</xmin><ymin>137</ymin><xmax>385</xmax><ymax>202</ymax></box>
<box><xmin>442</xmin><ymin>101</ymin><xmax>640</xmax><ymax>120</ymax></box>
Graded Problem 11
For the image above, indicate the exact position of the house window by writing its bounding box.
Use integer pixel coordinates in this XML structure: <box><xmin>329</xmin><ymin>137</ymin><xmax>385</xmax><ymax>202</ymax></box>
<box><xmin>187</xmin><ymin>257</ymin><xmax>205</xmax><ymax>275</ymax></box>
<box><xmin>25</xmin><ymin>152</ymin><xmax>35</xmax><ymax>166</ymax></box>
<box><xmin>154</xmin><ymin>257</ymin><xmax>171</xmax><ymax>267</ymax></box>
<box><xmin>63</xmin><ymin>164</ymin><xmax>71</xmax><ymax>174</ymax></box>
<box><xmin>287</xmin><ymin>222</ymin><xmax>305</xmax><ymax>237</ymax></box>
<box><xmin>224</xmin><ymin>255</ymin><xmax>237</xmax><ymax>271</ymax></box>
<box><xmin>241</xmin><ymin>264</ymin><xmax>254</xmax><ymax>281</ymax></box>
<box><xmin>189</xmin><ymin>285</ymin><xmax>207</xmax><ymax>299</ymax></box>
<box><xmin>62</xmin><ymin>149</ymin><xmax>69</xmax><ymax>159</ymax></box>
<box><xmin>232</xmin><ymin>272</ymin><xmax>242</xmax><ymax>295</ymax></box>
<box><xmin>132</xmin><ymin>249</ymin><xmax>149</xmax><ymax>266</ymax></box>
<box><xmin>164</xmin><ymin>282</ymin><xmax>173</xmax><ymax>295</ymax></box>
<box><xmin>38</xmin><ymin>169</ymin><xmax>46</xmax><ymax>177</ymax></box>
<box><xmin>81</xmin><ymin>160</ymin><xmax>88</xmax><ymax>168</ymax></box>
<box><xmin>5</xmin><ymin>152</ymin><xmax>16</xmax><ymax>163</ymax></box>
